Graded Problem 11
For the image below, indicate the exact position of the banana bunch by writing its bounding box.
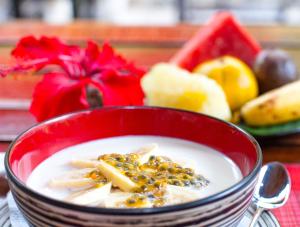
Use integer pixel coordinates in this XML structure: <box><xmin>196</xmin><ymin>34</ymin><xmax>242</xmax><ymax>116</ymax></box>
<box><xmin>241</xmin><ymin>80</ymin><xmax>300</xmax><ymax>126</ymax></box>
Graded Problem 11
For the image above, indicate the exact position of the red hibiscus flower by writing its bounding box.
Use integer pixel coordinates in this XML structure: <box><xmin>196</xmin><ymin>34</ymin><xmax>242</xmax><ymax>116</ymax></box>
<box><xmin>0</xmin><ymin>36</ymin><xmax>145</xmax><ymax>122</ymax></box>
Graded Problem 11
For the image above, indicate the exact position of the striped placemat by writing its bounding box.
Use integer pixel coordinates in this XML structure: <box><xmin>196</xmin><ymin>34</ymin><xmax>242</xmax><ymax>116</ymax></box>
<box><xmin>0</xmin><ymin>198</ymin><xmax>11</xmax><ymax>227</ymax></box>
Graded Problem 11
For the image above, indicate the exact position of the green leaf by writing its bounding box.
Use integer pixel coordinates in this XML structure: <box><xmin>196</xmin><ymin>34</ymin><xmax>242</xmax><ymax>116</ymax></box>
<box><xmin>238</xmin><ymin>119</ymin><xmax>300</xmax><ymax>137</ymax></box>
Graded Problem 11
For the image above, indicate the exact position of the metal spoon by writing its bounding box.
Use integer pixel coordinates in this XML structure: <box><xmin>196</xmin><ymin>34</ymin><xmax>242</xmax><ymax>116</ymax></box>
<box><xmin>249</xmin><ymin>162</ymin><xmax>291</xmax><ymax>227</ymax></box>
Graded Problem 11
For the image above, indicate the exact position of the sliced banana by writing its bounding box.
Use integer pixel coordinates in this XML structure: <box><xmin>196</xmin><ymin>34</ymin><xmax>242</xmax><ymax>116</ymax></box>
<box><xmin>165</xmin><ymin>185</ymin><xmax>200</xmax><ymax>205</ymax></box>
<box><xmin>48</xmin><ymin>168</ymin><xmax>96</xmax><ymax>189</ymax></box>
<box><xmin>104</xmin><ymin>192</ymin><xmax>152</xmax><ymax>208</ymax></box>
<box><xmin>97</xmin><ymin>160</ymin><xmax>138</xmax><ymax>192</ymax></box>
<box><xmin>49</xmin><ymin>178</ymin><xmax>95</xmax><ymax>189</ymax></box>
<box><xmin>134</xmin><ymin>143</ymin><xmax>158</xmax><ymax>164</ymax></box>
<box><xmin>70</xmin><ymin>159</ymin><xmax>101</xmax><ymax>168</ymax></box>
<box><xmin>65</xmin><ymin>182</ymin><xmax>112</xmax><ymax>206</ymax></box>
<box><xmin>104</xmin><ymin>192</ymin><xmax>133</xmax><ymax>208</ymax></box>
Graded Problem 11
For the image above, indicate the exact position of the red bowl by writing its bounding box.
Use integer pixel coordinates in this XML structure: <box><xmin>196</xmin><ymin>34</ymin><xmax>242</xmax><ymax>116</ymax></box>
<box><xmin>5</xmin><ymin>106</ymin><xmax>262</xmax><ymax>226</ymax></box>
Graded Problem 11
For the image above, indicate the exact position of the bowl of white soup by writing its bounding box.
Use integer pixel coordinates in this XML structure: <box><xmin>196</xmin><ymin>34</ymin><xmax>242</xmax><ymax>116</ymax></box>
<box><xmin>5</xmin><ymin>106</ymin><xmax>262</xmax><ymax>226</ymax></box>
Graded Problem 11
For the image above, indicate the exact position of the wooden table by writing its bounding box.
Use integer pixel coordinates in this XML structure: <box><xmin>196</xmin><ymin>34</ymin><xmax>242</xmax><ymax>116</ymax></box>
<box><xmin>1</xmin><ymin>20</ymin><xmax>300</xmax><ymax>163</ymax></box>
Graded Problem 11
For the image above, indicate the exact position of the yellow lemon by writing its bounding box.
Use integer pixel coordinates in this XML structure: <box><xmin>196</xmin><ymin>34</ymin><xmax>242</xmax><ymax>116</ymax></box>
<box><xmin>193</xmin><ymin>56</ymin><xmax>258</xmax><ymax>110</ymax></box>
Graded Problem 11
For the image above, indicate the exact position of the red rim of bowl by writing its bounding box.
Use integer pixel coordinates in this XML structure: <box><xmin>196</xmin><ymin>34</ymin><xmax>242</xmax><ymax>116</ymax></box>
<box><xmin>5</xmin><ymin>106</ymin><xmax>262</xmax><ymax>215</ymax></box>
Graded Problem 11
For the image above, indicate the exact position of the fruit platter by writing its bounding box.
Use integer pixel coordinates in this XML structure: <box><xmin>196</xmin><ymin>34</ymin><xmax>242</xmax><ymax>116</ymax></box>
<box><xmin>158</xmin><ymin>12</ymin><xmax>300</xmax><ymax>138</ymax></box>
<box><xmin>1</xmin><ymin>12</ymin><xmax>300</xmax><ymax>139</ymax></box>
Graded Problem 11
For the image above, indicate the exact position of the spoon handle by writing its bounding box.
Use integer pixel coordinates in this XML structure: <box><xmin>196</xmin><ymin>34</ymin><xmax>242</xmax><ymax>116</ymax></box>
<box><xmin>249</xmin><ymin>207</ymin><xmax>264</xmax><ymax>227</ymax></box>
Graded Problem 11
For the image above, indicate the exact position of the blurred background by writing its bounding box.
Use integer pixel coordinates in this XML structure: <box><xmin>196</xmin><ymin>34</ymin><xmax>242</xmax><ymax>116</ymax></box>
<box><xmin>1</xmin><ymin>0</ymin><xmax>300</xmax><ymax>25</ymax></box>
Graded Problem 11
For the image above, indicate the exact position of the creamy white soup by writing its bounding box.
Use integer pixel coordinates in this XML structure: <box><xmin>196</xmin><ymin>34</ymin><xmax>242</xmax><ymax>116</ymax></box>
<box><xmin>27</xmin><ymin>136</ymin><xmax>242</xmax><ymax>208</ymax></box>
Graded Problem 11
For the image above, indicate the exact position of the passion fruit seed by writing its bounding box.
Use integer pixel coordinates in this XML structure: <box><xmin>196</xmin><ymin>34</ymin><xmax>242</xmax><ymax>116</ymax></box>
<box><xmin>94</xmin><ymin>153</ymin><xmax>208</xmax><ymax>207</ymax></box>
<box><xmin>127</xmin><ymin>199</ymin><xmax>136</xmax><ymax>204</ymax></box>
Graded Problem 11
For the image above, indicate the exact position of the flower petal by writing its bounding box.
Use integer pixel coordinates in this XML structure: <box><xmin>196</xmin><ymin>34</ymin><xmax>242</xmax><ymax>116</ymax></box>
<box><xmin>30</xmin><ymin>73</ymin><xmax>90</xmax><ymax>121</ymax></box>
<box><xmin>82</xmin><ymin>42</ymin><xmax>146</xmax><ymax>105</ymax></box>
<box><xmin>11</xmin><ymin>36</ymin><xmax>82</xmax><ymax>75</ymax></box>
<box><xmin>92</xmin><ymin>76</ymin><xmax>144</xmax><ymax>106</ymax></box>
<box><xmin>12</xmin><ymin>36</ymin><xmax>80</xmax><ymax>60</ymax></box>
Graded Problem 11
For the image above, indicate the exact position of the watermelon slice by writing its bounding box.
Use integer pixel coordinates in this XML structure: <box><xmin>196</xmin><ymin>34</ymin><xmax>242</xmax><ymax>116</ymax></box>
<box><xmin>170</xmin><ymin>12</ymin><xmax>261</xmax><ymax>71</ymax></box>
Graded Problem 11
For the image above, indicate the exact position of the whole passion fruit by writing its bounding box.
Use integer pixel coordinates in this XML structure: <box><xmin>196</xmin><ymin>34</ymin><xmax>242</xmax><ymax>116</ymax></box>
<box><xmin>254</xmin><ymin>49</ymin><xmax>298</xmax><ymax>93</ymax></box>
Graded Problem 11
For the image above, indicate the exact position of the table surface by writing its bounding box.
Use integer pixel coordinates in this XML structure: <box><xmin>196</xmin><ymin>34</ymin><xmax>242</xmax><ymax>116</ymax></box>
<box><xmin>0</xmin><ymin>20</ymin><xmax>300</xmax><ymax>164</ymax></box>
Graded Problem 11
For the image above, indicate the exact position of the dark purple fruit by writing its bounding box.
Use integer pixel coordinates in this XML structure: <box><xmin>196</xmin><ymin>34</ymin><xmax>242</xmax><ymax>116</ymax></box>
<box><xmin>254</xmin><ymin>49</ymin><xmax>298</xmax><ymax>93</ymax></box>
